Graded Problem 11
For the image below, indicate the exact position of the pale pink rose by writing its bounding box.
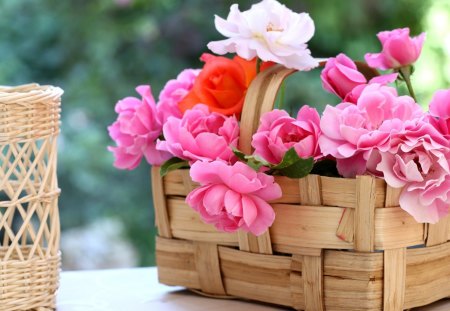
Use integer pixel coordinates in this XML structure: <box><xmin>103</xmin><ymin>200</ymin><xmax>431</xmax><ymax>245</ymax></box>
<box><xmin>207</xmin><ymin>0</ymin><xmax>318</xmax><ymax>71</ymax></box>
<box><xmin>252</xmin><ymin>107</ymin><xmax>321</xmax><ymax>164</ymax></box>
<box><xmin>108</xmin><ymin>85</ymin><xmax>172</xmax><ymax>169</ymax></box>
<box><xmin>186</xmin><ymin>160</ymin><xmax>282</xmax><ymax>235</ymax></box>
<box><xmin>429</xmin><ymin>89</ymin><xmax>450</xmax><ymax>139</ymax></box>
<box><xmin>157</xmin><ymin>105</ymin><xmax>239</xmax><ymax>164</ymax></box>
<box><xmin>343</xmin><ymin>73</ymin><xmax>398</xmax><ymax>104</ymax></box>
<box><xmin>370</xmin><ymin>123</ymin><xmax>450</xmax><ymax>223</ymax></box>
<box><xmin>365</xmin><ymin>28</ymin><xmax>426</xmax><ymax>70</ymax></box>
<box><xmin>319</xmin><ymin>83</ymin><xmax>423</xmax><ymax>177</ymax></box>
<box><xmin>157</xmin><ymin>69</ymin><xmax>200</xmax><ymax>124</ymax></box>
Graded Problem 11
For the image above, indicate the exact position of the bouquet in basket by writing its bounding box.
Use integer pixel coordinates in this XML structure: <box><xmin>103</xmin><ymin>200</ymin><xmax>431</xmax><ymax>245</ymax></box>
<box><xmin>108</xmin><ymin>0</ymin><xmax>449</xmax><ymax>236</ymax></box>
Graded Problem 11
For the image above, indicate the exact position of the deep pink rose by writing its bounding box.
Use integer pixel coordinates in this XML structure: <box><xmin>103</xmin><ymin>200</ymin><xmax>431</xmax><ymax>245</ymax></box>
<box><xmin>157</xmin><ymin>105</ymin><xmax>239</xmax><ymax>164</ymax></box>
<box><xmin>319</xmin><ymin>83</ymin><xmax>423</xmax><ymax>177</ymax></box>
<box><xmin>108</xmin><ymin>85</ymin><xmax>172</xmax><ymax>169</ymax></box>
<box><xmin>321</xmin><ymin>54</ymin><xmax>367</xmax><ymax>99</ymax></box>
<box><xmin>365</xmin><ymin>28</ymin><xmax>426</xmax><ymax>70</ymax></box>
<box><xmin>369</xmin><ymin>122</ymin><xmax>450</xmax><ymax>223</ymax></box>
<box><xmin>429</xmin><ymin>89</ymin><xmax>450</xmax><ymax>139</ymax></box>
<box><xmin>186</xmin><ymin>160</ymin><xmax>282</xmax><ymax>235</ymax></box>
<box><xmin>252</xmin><ymin>107</ymin><xmax>321</xmax><ymax>164</ymax></box>
<box><xmin>157</xmin><ymin>69</ymin><xmax>200</xmax><ymax>124</ymax></box>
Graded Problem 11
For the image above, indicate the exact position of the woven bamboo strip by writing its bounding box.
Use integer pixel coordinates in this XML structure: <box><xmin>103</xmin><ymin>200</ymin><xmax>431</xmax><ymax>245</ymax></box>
<box><xmin>181</xmin><ymin>169</ymin><xmax>196</xmax><ymax>193</ymax></box>
<box><xmin>383</xmin><ymin>248</ymin><xmax>406</xmax><ymax>311</ymax></box>
<box><xmin>336</xmin><ymin>208</ymin><xmax>354</xmax><ymax>243</ymax></box>
<box><xmin>374</xmin><ymin>207</ymin><xmax>425</xmax><ymax>249</ymax></box>
<box><xmin>290</xmin><ymin>270</ymin><xmax>304</xmax><ymax>310</ymax></box>
<box><xmin>303</xmin><ymin>251</ymin><xmax>325</xmax><ymax>311</ymax></box>
<box><xmin>426</xmin><ymin>215</ymin><xmax>450</xmax><ymax>246</ymax></box>
<box><xmin>404</xmin><ymin>243</ymin><xmax>450</xmax><ymax>309</ymax></box>
<box><xmin>298</xmin><ymin>175</ymin><xmax>322</xmax><ymax>205</ymax></box>
<box><xmin>270</xmin><ymin>204</ymin><xmax>353</xmax><ymax>250</ymax></box>
<box><xmin>324</xmin><ymin>249</ymin><xmax>383</xmax><ymax>280</ymax></box>
<box><xmin>237</xmin><ymin>231</ymin><xmax>272</xmax><ymax>254</ymax></box>
<box><xmin>323</xmin><ymin>250</ymin><xmax>383</xmax><ymax>310</ymax></box>
<box><xmin>219</xmin><ymin>246</ymin><xmax>293</xmax><ymax>307</ymax></box>
<box><xmin>167</xmin><ymin>198</ymin><xmax>238</xmax><ymax>245</ymax></box>
<box><xmin>163</xmin><ymin>170</ymin><xmax>193</xmax><ymax>196</ymax></box>
<box><xmin>354</xmin><ymin>175</ymin><xmax>376</xmax><ymax>252</ymax></box>
<box><xmin>194</xmin><ymin>242</ymin><xmax>226</xmax><ymax>295</ymax></box>
<box><xmin>385</xmin><ymin>185</ymin><xmax>402</xmax><ymax>207</ymax></box>
<box><xmin>151</xmin><ymin>166</ymin><xmax>172</xmax><ymax>238</ymax></box>
<box><xmin>155</xmin><ymin>237</ymin><xmax>200</xmax><ymax>289</ymax></box>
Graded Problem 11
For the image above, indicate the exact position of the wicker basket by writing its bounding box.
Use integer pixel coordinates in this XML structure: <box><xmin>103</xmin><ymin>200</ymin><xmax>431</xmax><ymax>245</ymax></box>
<box><xmin>0</xmin><ymin>84</ymin><xmax>63</xmax><ymax>311</ymax></box>
<box><xmin>152</xmin><ymin>65</ymin><xmax>450</xmax><ymax>311</ymax></box>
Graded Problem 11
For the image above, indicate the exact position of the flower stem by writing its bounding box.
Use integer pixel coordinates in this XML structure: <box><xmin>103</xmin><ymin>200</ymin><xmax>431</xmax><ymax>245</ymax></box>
<box><xmin>399</xmin><ymin>66</ymin><xmax>417</xmax><ymax>102</ymax></box>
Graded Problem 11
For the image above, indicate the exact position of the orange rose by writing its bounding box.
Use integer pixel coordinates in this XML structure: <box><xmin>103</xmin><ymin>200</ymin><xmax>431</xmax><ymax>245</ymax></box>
<box><xmin>179</xmin><ymin>53</ymin><xmax>271</xmax><ymax>118</ymax></box>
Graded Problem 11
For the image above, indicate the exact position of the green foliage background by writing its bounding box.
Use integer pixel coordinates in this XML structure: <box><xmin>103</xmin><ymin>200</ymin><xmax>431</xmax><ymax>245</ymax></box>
<box><xmin>0</xmin><ymin>0</ymin><xmax>447</xmax><ymax>267</ymax></box>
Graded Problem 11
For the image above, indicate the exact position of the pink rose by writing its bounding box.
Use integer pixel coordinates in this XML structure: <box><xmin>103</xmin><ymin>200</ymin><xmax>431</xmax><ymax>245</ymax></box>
<box><xmin>319</xmin><ymin>83</ymin><xmax>423</xmax><ymax>177</ymax></box>
<box><xmin>370</xmin><ymin>122</ymin><xmax>450</xmax><ymax>223</ymax></box>
<box><xmin>186</xmin><ymin>160</ymin><xmax>282</xmax><ymax>235</ymax></box>
<box><xmin>321</xmin><ymin>54</ymin><xmax>366</xmax><ymax>99</ymax></box>
<box><xmin>108</xmin><ymin>85</ymin><xmax>172</xmax><ymax>169</ymax></box>
<box><xmin>157</xmin><ymin>105</ymin><xmax>239</xmax><ymax>164</ymax></box>
<box><xmin>157</xmin><ymin>69</ymin><xmax>200</xmax><ymax>124</ymax></box>
<box><xmin>321</xmin><ymin>53</ymin><xmax>398</xmax><ymax>103</ymax></box>
<box><xmin>429</xmin><ymin>89</ymin><xmax>450</xmax><ymax>139</ymax></box>
<box><xmin>252</xmin><ymin>107</ymin><xmax>321</xmax><ymax>164</ymax></box>
<box><xmin>365</xmin><ymin>28</ymin><xmax>426</xmax><ymax>70</ymax></box>
<box><xmin>343</xmin><ymin>73</ymin><xmax>399</xmax><ymax>104</ymax></box>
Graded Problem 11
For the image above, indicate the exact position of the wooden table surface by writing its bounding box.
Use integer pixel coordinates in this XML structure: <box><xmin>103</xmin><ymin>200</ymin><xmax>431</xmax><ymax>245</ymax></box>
<box><xmin>57</xmin><ymin>267</ymin><xmax>450</xmax><ymax>311</ymax></box>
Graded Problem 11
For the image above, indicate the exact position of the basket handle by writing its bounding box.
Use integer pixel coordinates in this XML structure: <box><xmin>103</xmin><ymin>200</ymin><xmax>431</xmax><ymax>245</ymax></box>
<box><xmin>238</xmin><ymin>64</ymin><xmax>296</xmax><ymax>154</ymax></box>
<box><xmin>237</xmin><ymin>64</ymin><xmax>295</xmax><ymax>254</ymax></box>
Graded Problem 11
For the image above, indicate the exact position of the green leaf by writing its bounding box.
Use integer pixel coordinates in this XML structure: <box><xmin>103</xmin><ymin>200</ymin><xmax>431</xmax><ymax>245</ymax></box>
<box><xmin>159</xmin><ymin>157</ymin><xmax>189</xmax><ymax>177</ymax></box>
<box><xmin>232</xmin><ymin>147</ymin><xmax>247</xmax><ymax>162</ymax></box>
<box><xmin>272</xmin><ymin>147</ymin><xmax>301</xmax><ymax>170</ymax></box>
<box><xmin>270</xmin><ymin>147</ymin><xmax>314</xmax><ymax>178</ymax></box>
<box><xmin>278</xmin><ymin>157</ymin><xmax>314</xmax><ymax>178</ymax></box>
<box><xmin>232</xmin><ymin>147</ymin><xmax>270</xmax><ymax>172</ymax></box>
<box><xmin>243</xmin><ymin>155</ymin><xmax>270</xmax><ymax>172</ymax></box>
<box><xmin>246</xmin><ymin>157</ymin><xmax>265</xmax><ymax>171</ymax></box>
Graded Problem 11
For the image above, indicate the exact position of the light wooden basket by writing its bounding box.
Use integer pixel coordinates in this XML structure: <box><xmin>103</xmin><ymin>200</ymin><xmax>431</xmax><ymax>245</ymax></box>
<box><xmin>0</xmin><ymin>84</ymin><xmax>63</xmax><ymax>311</ymax></box>
<box><xmin>152</xmin><ymin>65</ymin><xmax>450</xmax><ymax>311</ymax></box>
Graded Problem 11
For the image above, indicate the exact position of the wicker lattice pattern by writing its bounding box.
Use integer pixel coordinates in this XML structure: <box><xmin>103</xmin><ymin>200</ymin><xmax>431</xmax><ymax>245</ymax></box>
<box><xmin>0</xmin><ymin>84</ymin><xmax>63</xmax><ymax>311</ymax></box>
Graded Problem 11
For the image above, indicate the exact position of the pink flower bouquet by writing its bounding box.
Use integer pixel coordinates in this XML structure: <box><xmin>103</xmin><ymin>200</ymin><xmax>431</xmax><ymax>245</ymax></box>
<box><xmin>109</xmin><ymin>0</ymin><xmax>449</xmax><ymax>236</ymax></box>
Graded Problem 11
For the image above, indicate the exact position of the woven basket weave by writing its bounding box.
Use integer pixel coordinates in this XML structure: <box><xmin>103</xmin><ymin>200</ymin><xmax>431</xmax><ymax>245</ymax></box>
<box><xmin>0</xmin><ymin>84</ymin><xmax>63</xmax><ymax>311</ymax></box>
<box><xmin>152</xmin><ymin>65</ymin><xmax>450</xmax><ymax>311</ymax></box>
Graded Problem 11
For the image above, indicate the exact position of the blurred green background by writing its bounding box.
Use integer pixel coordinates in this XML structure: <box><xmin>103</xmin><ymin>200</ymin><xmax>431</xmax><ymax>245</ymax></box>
<box><xmin>0</xmin><ymin>0</ymin><xmax>448</xmax><ymax>269</ymax></box>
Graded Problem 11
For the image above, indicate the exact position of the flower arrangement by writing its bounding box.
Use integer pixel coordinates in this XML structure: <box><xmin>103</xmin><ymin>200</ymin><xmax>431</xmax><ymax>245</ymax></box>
<box><xmin>108</xmin><ymin>0</ymin><xmax>450</xmax><ymax>236</ymax></box>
